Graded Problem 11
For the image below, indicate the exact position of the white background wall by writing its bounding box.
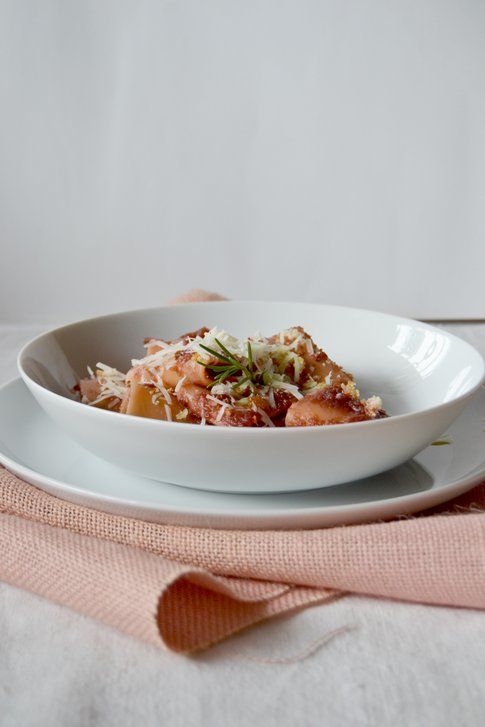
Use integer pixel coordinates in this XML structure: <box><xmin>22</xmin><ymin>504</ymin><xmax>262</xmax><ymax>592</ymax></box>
<box><xmin>0</xmin><ymin>0</ymin><xmax>484</xmax><ymax>323</ymax></box>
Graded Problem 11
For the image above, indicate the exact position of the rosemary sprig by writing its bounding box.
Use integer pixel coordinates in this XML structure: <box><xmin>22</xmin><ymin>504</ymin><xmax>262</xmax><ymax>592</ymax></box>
<box><xmin>197</xmin><ymin>339</ymin><xmax>260</xmax><ymax>388</ymax></box>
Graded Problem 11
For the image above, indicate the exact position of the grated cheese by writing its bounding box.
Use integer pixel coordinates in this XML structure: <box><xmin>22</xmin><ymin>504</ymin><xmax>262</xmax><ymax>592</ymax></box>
<box><xmin>268</xmin><ymin>387</ymin><xmax>276</xmax><ymax>409</ymax></box>
<box><xmin>215</xmin><ymin>403</ymin><xmax>228</xmax><ymax>422</ymax></box>
<box><xmin>271</xmin><ymin>379</ymin><xmax>304</xmax><ymax>399</ymax></box>
<box><xmin>89</xmin><ymin>364</ymin><xmax>127</xmax><ymax>406</ymax></box>
<box><xmin>174</xmin><ymin>376</ymin><xmax>186</xmax><ymax>394</ymax></box>
<box><xmin>207</xmin><ymin>394</ymin><xmax>227</xmax><ymax>406</ymax></box>
<box><xmin>341</xmin><ymin>381</ymin><xmax>360</xmax><ymax>400</ymax></box>
<box><xmin>364</xmin><ymin>395</ymin><xmax>382</xmax><ymax>418</ymax></box>
<box><xmin>255</xmin><ymin>407</ymin><xmax>275</xmax><ymax>427</ymax></box>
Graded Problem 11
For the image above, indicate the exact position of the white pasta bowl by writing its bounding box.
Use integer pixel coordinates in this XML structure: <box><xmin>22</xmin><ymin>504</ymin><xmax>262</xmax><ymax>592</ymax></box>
<box><xmin>18</xmin><ymin>301</ymin><xmax>485</xmax><ymax>493</ymax></box>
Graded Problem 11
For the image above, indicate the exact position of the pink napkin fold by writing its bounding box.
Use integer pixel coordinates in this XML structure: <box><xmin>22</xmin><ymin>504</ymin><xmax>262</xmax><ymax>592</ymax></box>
<box><xmin>0</xmin><ymin>289</ymin><xmax>484</xmax><ymax>653</ymax></box>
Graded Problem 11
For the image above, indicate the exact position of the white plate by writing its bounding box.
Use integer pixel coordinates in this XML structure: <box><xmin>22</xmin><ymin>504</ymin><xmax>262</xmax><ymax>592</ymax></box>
<box><xmin>1</xmin><ymin>379</ymin><xmax>484</xmax><ymax>529</ymax></box>
<box><xmin>17</xmin><ymin>301</ymin><xmax>485</xmax><ymax>493</ymax></box>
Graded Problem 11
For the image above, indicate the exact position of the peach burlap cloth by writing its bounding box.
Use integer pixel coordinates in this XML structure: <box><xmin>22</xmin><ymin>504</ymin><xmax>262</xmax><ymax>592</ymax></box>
<box><xmin>0</xmin><ymin>290</ymin><xmax>484</xmax><ymax>654</ymax></box>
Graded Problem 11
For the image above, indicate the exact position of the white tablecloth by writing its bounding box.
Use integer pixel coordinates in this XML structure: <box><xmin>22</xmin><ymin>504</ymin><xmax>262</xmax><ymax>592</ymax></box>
<box><xmin>1</xmin><ymin>322</ymin><xmax>484</xmax><ymax>727</ymax></box>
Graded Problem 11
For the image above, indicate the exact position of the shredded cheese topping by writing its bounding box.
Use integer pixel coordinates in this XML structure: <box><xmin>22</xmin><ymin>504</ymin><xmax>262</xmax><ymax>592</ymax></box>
<box><xmin>90</xmin><ymin>327</ymin><xmax>332</xmax><ymax>413</ymax></box>
<box><xmin>85</xmin><ymin>325</ymin><xmax>384</xmax><ymax>425</ymax></box>
<box><xmin>88</xmin><ymin>364</ymin><xmax>127</xmax><ymax>406</ymax></box>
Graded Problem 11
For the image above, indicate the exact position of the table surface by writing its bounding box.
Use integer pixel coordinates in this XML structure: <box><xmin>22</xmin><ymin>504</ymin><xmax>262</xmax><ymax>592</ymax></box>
<box><xmin>1</xmin><ymin>321</ymin><xmax>484</xmax><ymax>727</ymax></box>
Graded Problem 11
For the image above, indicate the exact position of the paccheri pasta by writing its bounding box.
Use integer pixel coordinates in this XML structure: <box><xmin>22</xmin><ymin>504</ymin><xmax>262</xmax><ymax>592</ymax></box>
<box><xmin>76</xmin><ymin>326</ymin><xmax>386</xmax><ymax>427</ymax></box>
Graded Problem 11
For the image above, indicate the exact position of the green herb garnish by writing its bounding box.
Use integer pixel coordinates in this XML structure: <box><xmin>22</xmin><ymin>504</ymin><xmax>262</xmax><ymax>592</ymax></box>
<box><xmin>197</xmin><ymin>339</ymin><xmax>261</xmax><ymax>388</ymax></box>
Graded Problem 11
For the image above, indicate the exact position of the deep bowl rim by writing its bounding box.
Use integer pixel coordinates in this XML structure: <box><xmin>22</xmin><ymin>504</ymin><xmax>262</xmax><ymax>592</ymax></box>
<box><xmin>17</xmin><ymin>300</ymin><xmax>485</xmax><ymax>435</ymax></box>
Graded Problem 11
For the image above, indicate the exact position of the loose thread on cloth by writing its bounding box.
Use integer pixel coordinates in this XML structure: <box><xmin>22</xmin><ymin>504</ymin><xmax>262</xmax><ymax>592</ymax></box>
<box><xmin>226</xmin><ymin>624</ymin><xmax>353</xmax><ymax>665</ymax></box>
